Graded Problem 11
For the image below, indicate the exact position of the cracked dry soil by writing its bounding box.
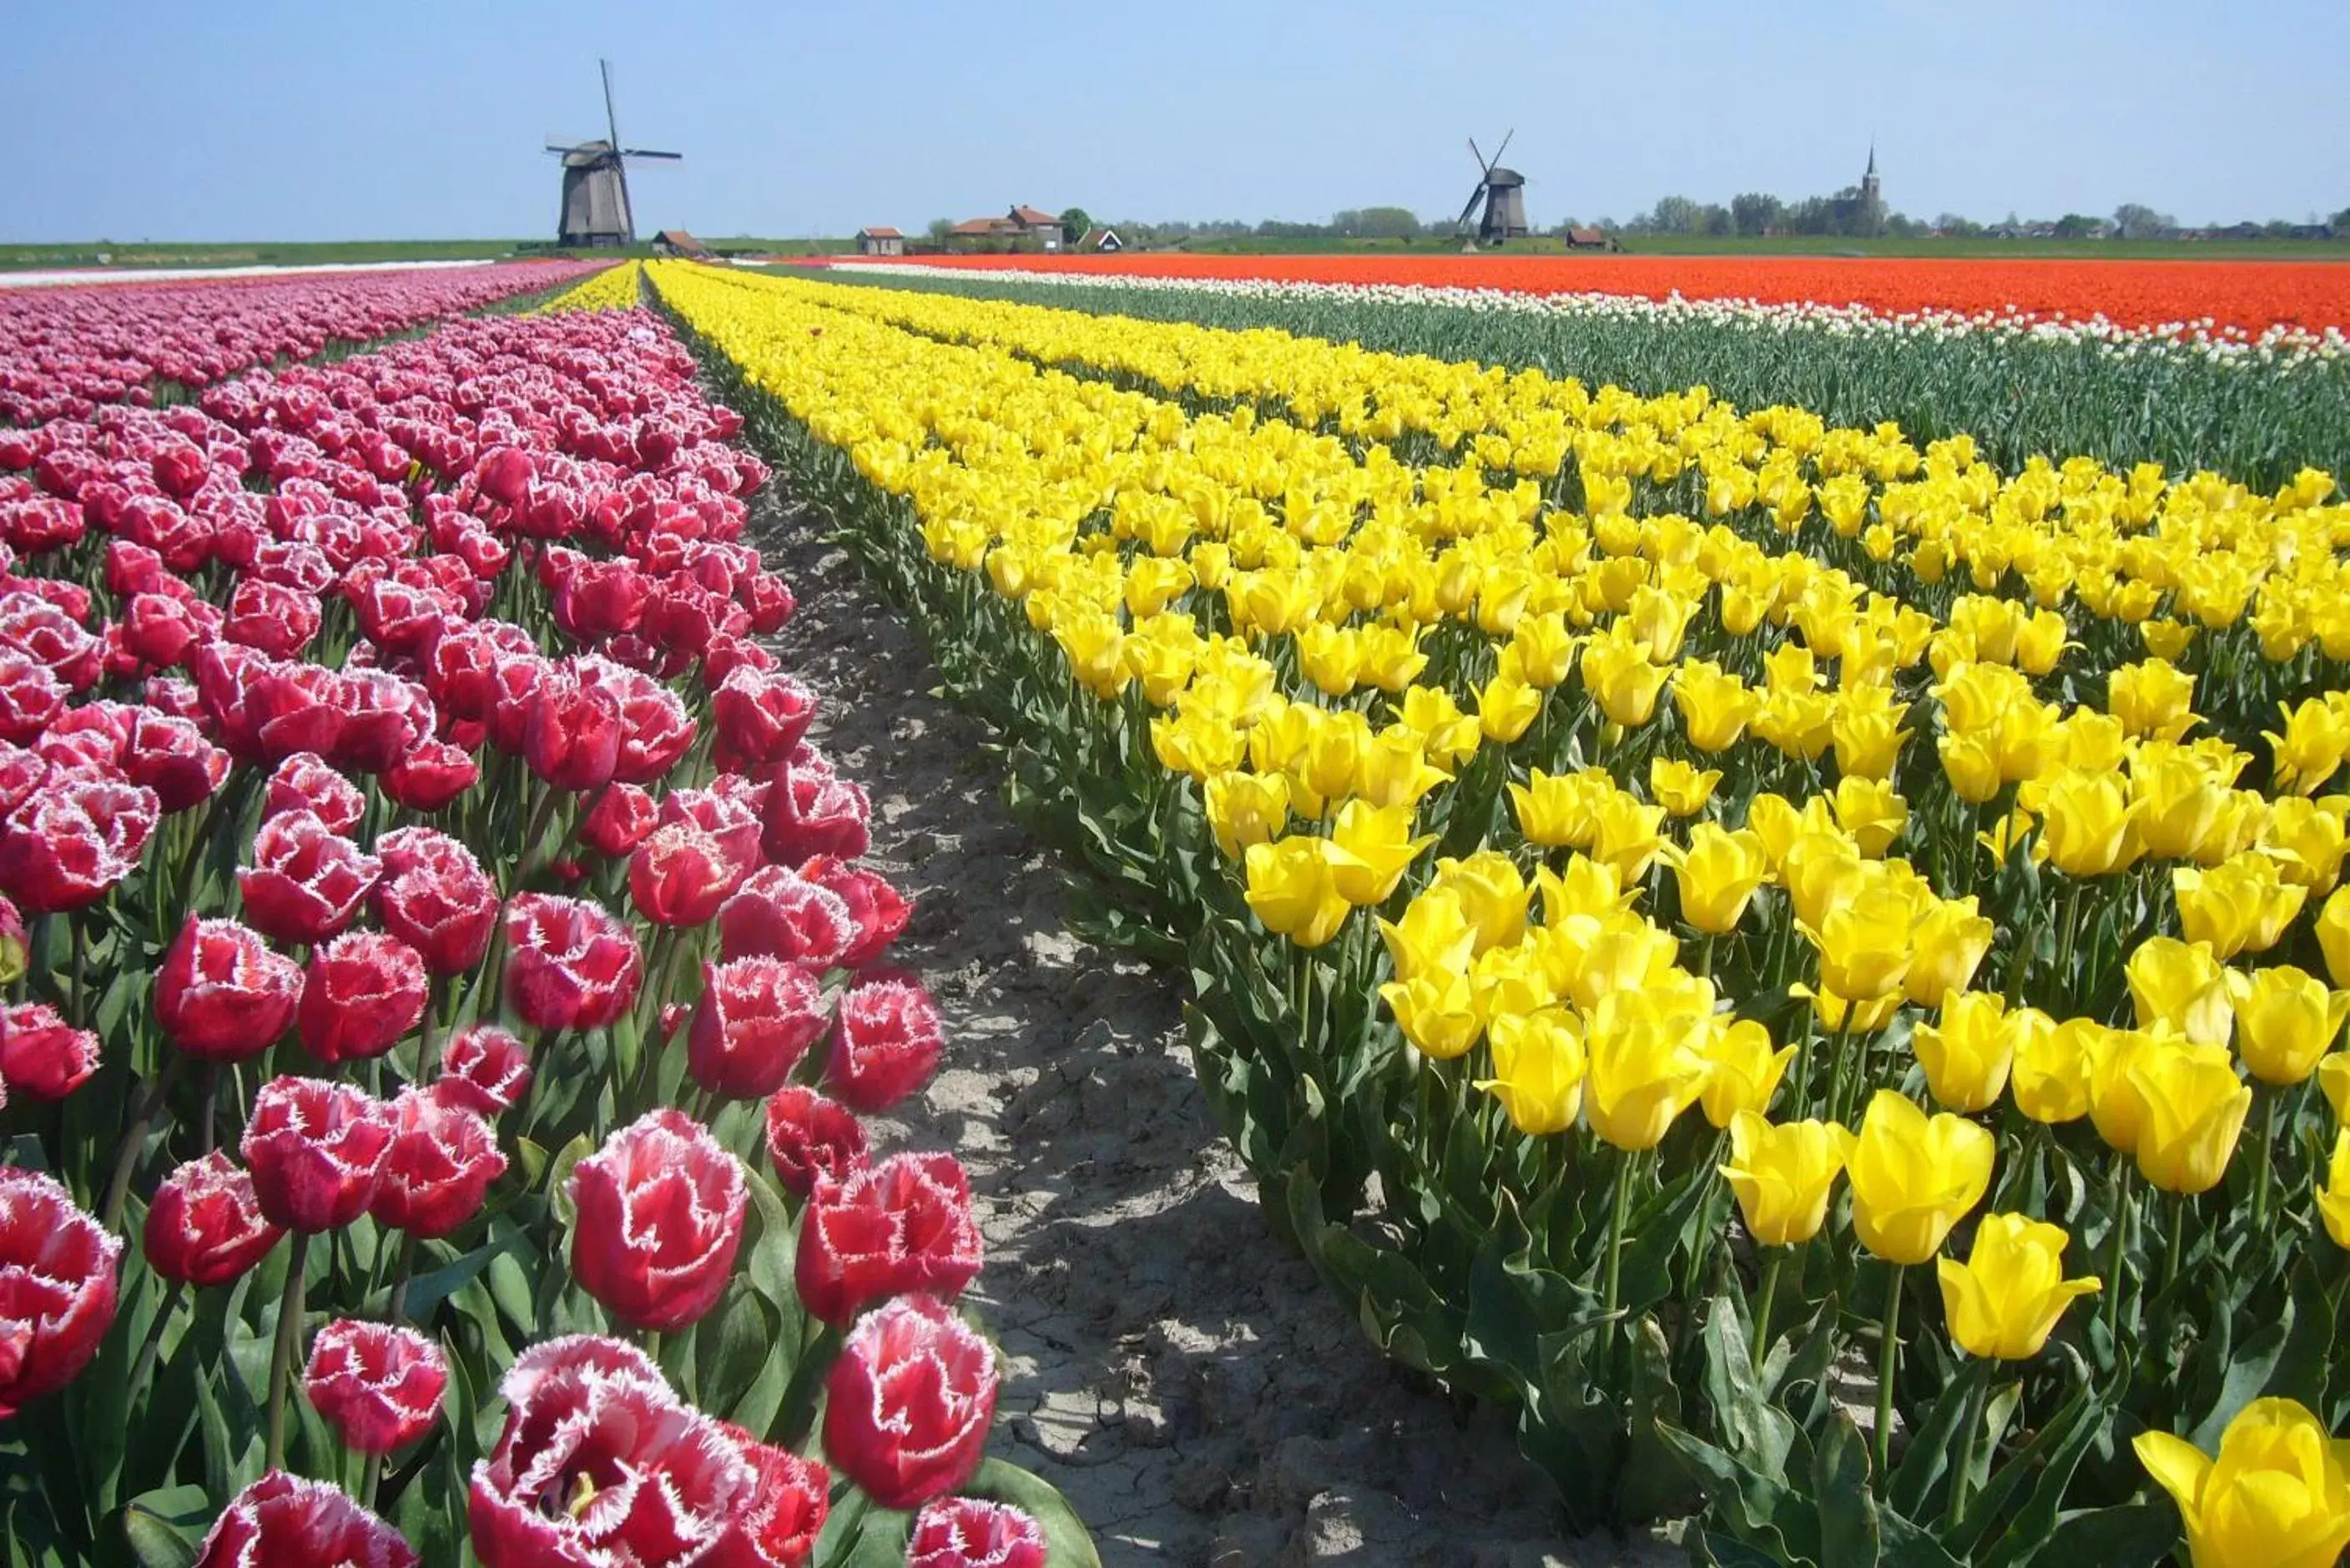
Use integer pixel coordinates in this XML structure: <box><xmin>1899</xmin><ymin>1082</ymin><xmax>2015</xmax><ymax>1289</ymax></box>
<box><xmin>756</xmin><ymin>497</ymin><xmax>1682</xmax><ymax>1568</ymax></box>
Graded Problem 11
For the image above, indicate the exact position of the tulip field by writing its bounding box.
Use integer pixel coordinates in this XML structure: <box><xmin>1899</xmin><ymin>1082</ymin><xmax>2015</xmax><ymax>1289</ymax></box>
<box><xmin>643</xmin><ymin>255</ymin><xmax>2350</xmax><ymax>1566</ymax></box>
<box><xmin>0</xmin><ymin>261</ymin><xmax>1097</xmax><ymax>1567</ymax></box>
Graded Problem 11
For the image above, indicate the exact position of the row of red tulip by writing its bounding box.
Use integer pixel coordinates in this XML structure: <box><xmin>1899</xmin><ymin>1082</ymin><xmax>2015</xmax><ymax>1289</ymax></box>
<box><xmin>0</xmin><ymin>279</ymin><xmax>1067</xmax><ymax>1566</ymax></box>
<box><xmin>0</xmin><ymin>261</ymin><xmax>601</xmax><ymax>426</ymax></box>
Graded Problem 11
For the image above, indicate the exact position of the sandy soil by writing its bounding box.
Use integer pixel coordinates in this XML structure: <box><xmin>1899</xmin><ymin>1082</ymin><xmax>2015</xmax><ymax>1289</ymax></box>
<box><xmin>754</xmin><ymin>495</ymin><xmax>1687</xmax><ymax>1567</ymax></box>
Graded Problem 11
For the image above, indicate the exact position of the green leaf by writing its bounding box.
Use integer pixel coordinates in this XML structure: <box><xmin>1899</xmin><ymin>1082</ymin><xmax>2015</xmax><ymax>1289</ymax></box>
<box><xmin>968</xmin><ymin>1458</ymin><xmax>1107</xmax><ymax>1568</ymax></box>
<box><xmin>121</xmin><ymin>1485</ymin><xmax>212</xmax><ymax>1568</ymax></box>
<box><xmin>2188</xmin><ymin>1313</ymin><xmax>2288</xmax><ymax>1452</ymax></box>
<box><xmin>1813</xmin><ymin>1412</ymin><xmax>1880</xmax><ymax>1568</ymax></box>
<box><xmin>2034</xmin><ymin>1502</ymin><xmax>2179</xmax><ymax>1565</ymax></box>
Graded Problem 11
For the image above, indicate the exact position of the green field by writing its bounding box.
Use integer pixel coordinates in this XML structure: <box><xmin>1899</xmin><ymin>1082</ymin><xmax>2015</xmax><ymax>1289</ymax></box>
<box><xmin>9</xmin><ymin>232</ymin><xmax>2346</xmax><ymax>273</ymax></box>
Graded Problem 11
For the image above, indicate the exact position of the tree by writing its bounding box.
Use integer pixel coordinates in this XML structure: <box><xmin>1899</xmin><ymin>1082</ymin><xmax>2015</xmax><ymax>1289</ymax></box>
<box><xmin>1934</xmin><ymin>213</ymin><xmax>1983</xmax><ymax>238</ymax></box>
<box><xmin>1058</xmin><ymin>208</ymin><xmax>1092</xmax><ymax>242</ymax></box>
<box><xmin>1702</xmin><ymin>204</ymin><xmax>1734</xmax><ymax>236</ymax></box>
<box><xmin>1730</xmin><ymin>192</ymin><xmax>1783</xmax><ymax>236</ymax></box>
<box><xmin>925</xmin><ymin>218</ymin><xmax>955</xmax><ymax>244</ymax></box>
<box><xmin>2052</xmin><ymin>213</ymin><xmax>2105</xmax><ymax>239</ymax></box>
<box><xmin>1337</xmin><ymin>206</ymin><xmax>1420</xmax><ymax>239</ymax></box>
<box><xmin>1646</xmin><ymin>194</ymin><xmax>1703</xmax><ymax>234</ymax></box>
<box><xmin>2334</xmin><ymin>208</ymin><xmax>2350</xmax><ymax>234</ymax></box>
<box><xmin>2112</xmin><ymin>203</ymin><xmax>2175</xmax><ymax>239</ymax></box>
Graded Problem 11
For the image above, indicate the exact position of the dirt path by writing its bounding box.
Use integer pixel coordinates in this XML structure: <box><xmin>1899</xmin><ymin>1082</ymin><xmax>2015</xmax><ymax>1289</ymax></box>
<box><xmin>754</xmin><ymin>495</ymin><xmax>1682</xmax><ymax>1568</ymax></box>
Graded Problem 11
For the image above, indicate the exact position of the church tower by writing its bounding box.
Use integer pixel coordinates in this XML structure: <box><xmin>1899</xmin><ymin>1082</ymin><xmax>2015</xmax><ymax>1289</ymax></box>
<box><xmin>1859</xmin><ymin>142</ymin><xmax>1885</xmax><ymax>235</ymax></box>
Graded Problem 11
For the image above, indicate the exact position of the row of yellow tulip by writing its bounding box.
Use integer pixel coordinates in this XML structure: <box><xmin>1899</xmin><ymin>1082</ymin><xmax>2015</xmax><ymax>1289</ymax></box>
<box><xmin>763</xmin><ymin>268</ymin><xmax>2350</xmax><ymax>668</ymax></box>
<box><xmin>531</xmin><ymin>261</ymin><xmax>643</xmax><ymax>313</ymax></box>
<box><xmin>652</xmin><ymin>258</ymin><xmax>2350</xmax><ymax>1559</ymax></box>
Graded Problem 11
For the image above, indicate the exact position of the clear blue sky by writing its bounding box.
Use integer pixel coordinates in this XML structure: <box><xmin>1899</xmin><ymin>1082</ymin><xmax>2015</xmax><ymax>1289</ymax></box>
<box><xmin>5</xmin><ymin>0</ymin><xmax>2343</xmax><ymax>242</ymax></box>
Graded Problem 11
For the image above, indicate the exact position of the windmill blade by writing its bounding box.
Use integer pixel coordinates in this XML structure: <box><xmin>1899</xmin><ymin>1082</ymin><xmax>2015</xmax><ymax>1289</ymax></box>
<box><xmin>1456</xmin><ymin>184</ymin><xmax>1486</xmax><ymax>229</ymax></box>
<box><xmin>600</xmin><ymin>58</ymin><xmax>623</xmax><ymax>152</ymax></box>
<box><xmin>1468</xmin><ymin>136</ymin><xmax>1488</xmax><ymax>173</ymax></box>
<box><xmin>1490</xmin><ymin>128</ymin><xmax>1516</xmax><ymax>166</ymax></box>
<box><xmin>621</xmin><ymin>149</ymin><xmax>682</xmax><ymax>160</ymax></box>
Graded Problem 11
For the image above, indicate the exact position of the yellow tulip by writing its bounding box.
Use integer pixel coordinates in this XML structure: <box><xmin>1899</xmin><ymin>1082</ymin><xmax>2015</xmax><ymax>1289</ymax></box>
<box><xmin>2265</xmin><ymin>697</ymin><xmax>2350</xmax><ymax>797</ymax></box>
<box><xmin>1937</xmin><ymin>731</ymin><xmax>2006</xmax><ymax>804</ymax></box>
<box><xmin>2319</xmin><ymin>1130</ymin><xmax>2350</xmax><ymax>1250</ymax></box>
<box><xmin>1203</xmin><ymin>771</ymin><xmax>1291</xmax><ymax>861</ymax></box>
<box><xmin>1586</xmin><ymin>790</ymin><xmax>1667</xmax><ymax>885</ymax></box>
<box><xmin>2127</xmin><ymin>937</ymin><xmax>2237</xmax><ymax>1051</ymax></box>
<box><xmin>1697</xmin><ymin>1017</ymin><xmax>1796</xmax><ymax>1127</ymax></box>
<box><xmin>1427</xmin><ymin>852</ymin><xmax>1530</xmax><ymax>954</ymax></box>
<box><xmin>2037</xmin><ymin>770</ymin><xmax>2141</xmax><ymax>877</ymax></box>
<box><xmin>1507</xmin><ymin>767</ymin><xmax>1601</xmax><ymax>850</ymax></box>
<box><xmin>1649</xmin><ymin>757</ymin><xmax>1720</xmax><ymax>818</ymax></box>
<box><xmin>2130</xmin><ymin>1041</ymin><xmax>2252</xmax><ymax>1194</ymax></box>
<box><xmin>1719</xmin><ymin>1112</ymin><xmax>1856</xmax><ymax>1248</ymax></box>
<box><xmin>1904</xmin><ymin>894</ymin><xmax>1994</xmax><ymax>1009</ymax></box>
<box><xmin>1659</xmin><ymin>824</ymin><xmax>1770</xmax><ymax>936</ymax></box>
<box><xmin>2263</xmin><ymin>797</ymin><xmax>2349</xmax><ymax>893</ymax></box>
<box><xmin>1379</xmin><ymin>971</ymin><xmax>1484</xmax><ymax>1060</ymax></box>
<box><xmin>1751</xmin><ymin>688</ymin><xmax>1837</xmax><ymax>762</ymax></box>
<box><xmin>1559</xmin><ymin>920</ymin><xmax>1683</xmax><ymax>1011</ymax></box>
<box><xmin>1847</xmin><ymin>1091</ymin><xmax>1996</xmax><ymax>1265</ymax></box>
<box><xmin>2175</xmin><ymin>856</ymin><xmax>2307</xmax><ymax>961</ymax></box>
<box><xmin>2011</xmin><ymin>1013</ymin><xmax>2094</xmax><ymax>1124</ymax></box>
<box><xmin>1936</xmin><ymin>1213</ymin><xmax>2100</xmax><ymax>1359</ymax></box>
<box><xmin>1378</xmin><ymin>888</ymin><xmax>1477</xmax><ymax>985</ymax></box>
<box><xmin>2320</xmin><ymin>1053</ymin><xmax>2350</xmax><ymax>1125</ymax></box>
<box><xmin>1243</xmin><ymin>836</ymin><xmax>1355</xmax><ymax>948</ymax></box>
<box><xmin>2230</xmin><ymin>966</ymin><xmax>2350</xmax><ymax>1087</ymax></box>
<box><xmin>1912</xmin><ymin>991</ymin><xmax>2016</xmax><ymax>1114</ymax></box>
<box><xmin>1582</xmin><ymin>989</ymin><xmax>1712</xmax><ymax>1151</ymax></box>
<box><xmin>1672</xmin><ymin>661</ymin><xmax>1760</xmax><ymax>752</ymax></box>
<box><xmin>2109</xmin><ymin>658</ymin><xmax>2199</xmax><ymax>741</ymax></box>
<box><xmin>1327</xmin><ymin>800</ymin><xmax>1432</xmax><ymax>907</ymax></box>
<box><xmin>1800</xmin><ymin>878</ymin><xmax>1916</xmax><ymax>1004</ymax></box>
<box><xmin>1829</xmin><ymin>776</ymin><xmax>1909</xmax><ymax>859</ymax></box>
<box><xmin>1476</xmin><ymin>1007</ymin><xmax>1586</xmax><ymax>1135</ymax></box>
<box><xmin>1782</xmin><ymin>828</ymin><xmax>1868</xmax><ymax>930</ymax></box>
<box><xmin>2136</xmin><ymin>1399</ymin><xmax>2350</xmax><ymax>1568</ymax></box>
<box><xmin>1351</xmin><ymin>729</ymin><xmax>1450</xmax><ymax>811</ymax></box>
<box><xmin>1508</xmin><ymin>613</ymin><xmax>1577</xmax><ymax>688</ymax></box>
<box><xmin>2322</xmin><ymin>887</ymin><xmax>2350</xmax><ymax>990</ymax></box>
<box><xmin>1581</xmin><ymin>638</ymin><xmax>1674</xmax><ymax>729</ymax></box>
<box><xmin>1476</xmin><ymin>671</ymin><xmax>1543</xmax><ymax>744</ymax></box>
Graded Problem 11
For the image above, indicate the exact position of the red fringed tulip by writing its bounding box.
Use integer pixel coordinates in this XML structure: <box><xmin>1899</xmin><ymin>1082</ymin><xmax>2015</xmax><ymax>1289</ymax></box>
<box><xmin>522</xmin><ymin>672</ymin><xmax>621</xmax><ymax>792</ymax></box>
<box><xmin>764</xmin><ymin>1085</ymin><xmax>870</xmax><ymax>1198</ymax></box>
<box><xmin>121</xmin><ymin>709</ymin><xmax>229</xmax><ymax>813</ymax></box>
<box><xmin>372</xmin><ymin>1087</ymin><xmax>507</xmax><ymax>1238</ymax></box>
<box><xmin>0</xmin><ymin>1166</ymin><xmax>121</xmax><ymax>1419</ymax></box>
<box><xmin>374</xmin><ymin>845</ymin><xmax>498</xmax><ymax>976</ymax></box>
<box><xmin>381</xmin><ymin>738</ymin><xmax>477</xmax><ymax>813</ymax></box>
<box><xmin>822</xmin><ymin>1294</ymin><xmax>999</xmax><ymax>1511</ymax></box>
<box><xmin>829</xmin><ymin>969</ymin><xmax>944</xmax><ymax>1112</ymax></box>
<box><xmin>794</xmin><ymin>1152</ymin><xmax>984</xmax><ymax>1326</ymax></box>
<box><xmin>711</xmin><ymin>666</ymin><xmax>816</xmax><ymax>768</ymax></box>
<box><xmin>567</xmin><ymin>1109</ymin><xmax>746</xmax><ymax>1333</ymax></box>
<box><xmin>909</xmin><ymin>1499</ymin><xmax>1048</xmax><ymax>1568</ymax></box>
<box><xmin>240</xmin><ymin>1076</ymin><xmax>395</xmax><ymax>1233</ymax></box>
<box><xmin>0</xmin><ymin>1003</ymin><xmax>100</xmax><ymax>1101</ymax></box>
<box><xmin>718</xmin><ymin>864</ymin><xmax>856</xmax><ymax>967</ymax></box>
<box><xmin>0</xmin><ymin>773</ymin><xmax>159</xmax><ymax>914</ymax></box>
<box><xmin>144</xmin><ymin>1152</ymin><xmax>282</xmax><ymax>1288</ymax></box>
<box><xmin>704</xmin><ymin>1429</ymin><xmax>830</xmax><ymax>1568</ymax></box>
<box><xmin>156</xmin><ymin>915</ymin><xmax>302</xmax><ymax>1062</ymax></box>
<box><xmin>759</xmin><ymin>764</ymin><xmax>870</xmax><ymax>864</ymax></box>
<box><xmin>802</xmin><ymin>856</ymin><xmax>912</xmax><ymax>968</ymax></box>
<box><xmin>629</xmin><ymin>822</ymin><xmax>745</xmax><ymax>928</ymax></box>
<box><xmin>502</xmin><ymin>893</ymin><xmax>643</xmax><ymax>1031</ymax></box>
<box><xmin>263</xmin><ymin>751</ymin><xmax>363</xmax><ymax>834</ymax></box>
<box><xmin>299</xmin><ymin>931</ymin><xmax>429</xmax><ymax>1064</ymax></box>
<box><xmin>468</xmin><ymin>1336</ymin><xmax>752</xmax><ymax>1568</ymax></box>
<box><xmin>303</xmin><ymin>1319</ymin><xmax>447</xmax><ymax>1455</ymax></box>
<box><xmin>194</xmin><ymin>1472</ymin><xmax>416</xmax><ymax>1568</ymax></box>
<box><xmin>686</xmin><ymin>957</ymin><xmax>829</xmax><ymax>1099</ymax></box>
<box><xmin>580</xmin><ymin>782</ymin><xmax>657</xmax><ymax>857</ymax></box>
<box><xmin>237</xmin><ymin>809</ymin><xmax>381</xmax><ymax>945</ymax></box>
<box><xmin>432</xmin><ymin>1025</ymin><xmax>532</xmax><ymax>1117</ymax></box>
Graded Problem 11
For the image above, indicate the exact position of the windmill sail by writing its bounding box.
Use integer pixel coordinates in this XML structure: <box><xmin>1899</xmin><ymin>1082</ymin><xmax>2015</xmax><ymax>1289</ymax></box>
<box><xmin>546</xmin><ymin>61</ymin><xmax>680</xmax><ymax>247</ymax></box>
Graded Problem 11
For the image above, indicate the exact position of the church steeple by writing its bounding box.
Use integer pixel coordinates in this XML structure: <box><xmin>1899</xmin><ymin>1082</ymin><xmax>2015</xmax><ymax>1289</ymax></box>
<box><xmin>1858</xmin><ymin>139</ymin><xmax>1884</xmax><ymax>235</ymax></box>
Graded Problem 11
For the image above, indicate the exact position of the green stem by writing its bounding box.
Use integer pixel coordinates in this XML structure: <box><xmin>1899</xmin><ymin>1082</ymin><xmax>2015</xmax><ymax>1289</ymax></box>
<box><xmin>100</xmin><ymin>1056</ymin><xmax>184</xmax><ymax>1231</ymax></box>
<box><xmin>2251</xmin><ymin>1085</ymin><xmax>2277</xmax><ymax>1234</ymax></box>
<box><xmin>386</xmin><ymin>1233</ymin><xmax>419</xmax><ymax>1324</ymax></box>
<box><xmin>1750</xmin><ymin>1247</ymin><xmax>1785</xmax><ymax>1374</ymax></box>
<box><xmin>1947</xmin><ymin>1359</ymin><xmax>1990</xmax><ymax>1528</ymax></box>
<box><xmin>819</xmin><ymin>1490</ymin><xmax>874</xmax><ymax>1568</ymax></box>
<box><xmin>265</xmin><ymin>1232</ymin><xmax>313</xmax><ymax>1475</ymax></box>
<box><xmin>2103</xmin><ymin>1163</ymin><xmax>2133</xmax><ymax>1344</ymax></box>
<box><xmin>1602</xmin><ymin>1148</ymin><xmax>1635</xmax><ymax>1368</ymax></box>
<box><xmin>1873</xmin><ymin>1262</ymin><xmax>1905</xmax><ymax>1480</ymax></box>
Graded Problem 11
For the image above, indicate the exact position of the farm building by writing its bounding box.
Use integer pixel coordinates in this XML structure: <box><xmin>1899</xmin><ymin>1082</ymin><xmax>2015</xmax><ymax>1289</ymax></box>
<box><xmin>1077</xmin><ymin>226</ymin><xmax>1124</xmax><ymax>253</ymax></box>
<box><xmin>857</xmin><ymin>226</ymin><xmax>905</xmax><ymax>256</ymax></box>
<box><xmin>943</xmin><ymin>205</ymin><xmax>1067</xmax><ymax>252</ymax></box>
<box><xmin>652</xmin><ymin>229</ymin><xmax>709</xmax><ymax>257</ymax></box>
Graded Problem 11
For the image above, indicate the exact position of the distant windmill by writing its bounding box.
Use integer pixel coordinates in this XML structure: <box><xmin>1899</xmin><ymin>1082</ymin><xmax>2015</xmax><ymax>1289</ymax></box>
<box><xmin>544</xmin><ymin>60</ymin><xmax>681</xmax><ymax>248</ymax></box>
<box><xmin>1455</xmin><ymin>131</ymin><xmax>1529</xmax><ymax>246</ymax></box>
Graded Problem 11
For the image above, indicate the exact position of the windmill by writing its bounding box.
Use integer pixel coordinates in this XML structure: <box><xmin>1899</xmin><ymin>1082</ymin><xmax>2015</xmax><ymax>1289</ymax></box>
<box><xmin>545</xmin><ymin>60</ymin><xmax>681</xmax><ymax>248</ymax></box>
<box><xmin>1455</xmin><ymin>131</ymin><xmax>1529</xmax><ymax>246</ymax></box>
